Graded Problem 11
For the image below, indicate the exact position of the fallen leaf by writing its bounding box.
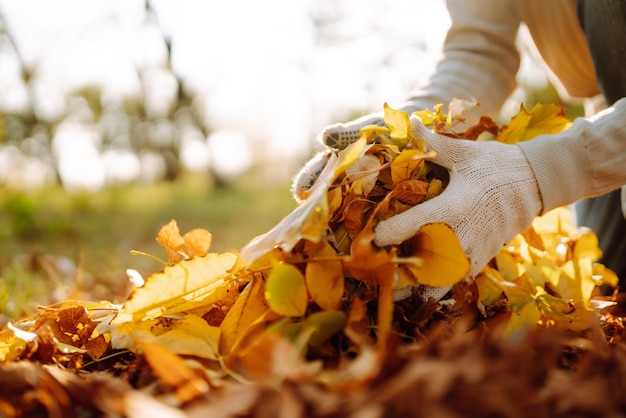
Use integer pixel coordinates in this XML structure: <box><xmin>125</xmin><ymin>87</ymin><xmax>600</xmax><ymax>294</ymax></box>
<box><xmin>497</xmin><ymin>103</ymin><xmax>572</xmax><ymax>144</ymax></box>
<box><xmin>113</xmin><ymin>252</ymin><xmax>237</xmax><ymax>323</ymax></box>
<box><xmin>265</xmin><ymin>263</ymin><xmax>308</xmax><ymax>318</ymax></box>
<box><xmin>219</xmin><ymin>277</ymin><xmax>269</xmax><ymax>355</ymax></box>
<box><xmin>390</xmin><ymin>149</ymin><xmax>428</xmax><ymax>184</ymax></box>
<box><xmin>398</xmin><ymin>223</ymin><xmax>470</xmax><ymax>287</ymax></box>
<box><xmin>136</xmin><ymin>338</ymin><xmax>209</xmax><ymax>404</ymax></box>
<box><xmin>346</xmin><ymin>153</ymin><xmax>380</xmax><ymax>195</ymax></box>
<box><xmin>305</xmin><ymin>242</ymin><xmax>344</xmax><ymax>311</ymax></box>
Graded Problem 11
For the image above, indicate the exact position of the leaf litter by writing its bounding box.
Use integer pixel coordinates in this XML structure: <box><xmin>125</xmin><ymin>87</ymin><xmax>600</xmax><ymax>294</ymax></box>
<box><xmin>2</xmin><ymin>102</ymin><xmax>626</xmax><ymax>417</ymax></box>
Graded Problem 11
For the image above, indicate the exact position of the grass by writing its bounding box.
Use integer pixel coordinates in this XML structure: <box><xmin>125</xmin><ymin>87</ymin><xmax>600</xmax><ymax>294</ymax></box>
<box><xmin>0</xmin><ymin>171</ymin><xmax>296</xmax><ymax>318</ymax></box>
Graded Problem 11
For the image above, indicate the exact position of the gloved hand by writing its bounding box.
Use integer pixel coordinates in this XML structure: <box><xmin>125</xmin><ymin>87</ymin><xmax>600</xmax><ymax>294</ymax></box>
<box><xmin>292</xmin><ymin>112</ymin><xmax>387</xmax><ymax>201</ymax></box>
<box><xmin>375</xmin><ymin>116</ymin><xmax>543</xmax><ymax>278</ymax></box>
<box><xmin>318</xmin><ymin>112</ymin><xmax>387</xmax><ymax>149</ymax></box>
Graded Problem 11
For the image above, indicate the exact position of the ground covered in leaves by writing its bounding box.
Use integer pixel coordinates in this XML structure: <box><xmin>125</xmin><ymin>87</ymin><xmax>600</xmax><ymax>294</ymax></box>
<box><xmin>2</xmin><ymin>102</ymin><xmax>626</xmax><ymax>418</ymax></box>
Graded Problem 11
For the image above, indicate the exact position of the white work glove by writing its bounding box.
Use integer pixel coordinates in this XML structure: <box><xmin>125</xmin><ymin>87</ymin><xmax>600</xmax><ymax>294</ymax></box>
<box><xmin>319</xmin><ymin>112</ymin><xmax>387</xmax><ymax>149</ymax></box>
<box><xmin>375</xmin><ymin>116</ymin><xmax>543</xmax><ymax>278</ymax></box>
<box><xmin>292</xmin><ymin>112</ymin><xmax>387</xmax><ymax>201</ymax></box>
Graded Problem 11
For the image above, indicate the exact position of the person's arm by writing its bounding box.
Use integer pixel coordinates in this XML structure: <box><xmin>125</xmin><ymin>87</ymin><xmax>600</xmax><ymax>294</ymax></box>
<box><xmin>518</xmin><ymin>97</ymin><xmax>626</xmax><ymax>214</ymax></box>
<box><xmin>403</xmin><ymin>0</ymin><xmax>522</xmax><ymax>119</ymax></box>
<box><xmin>375</xmin><ymin>97</ymin><xmax>626</xmax><ymax>278</ymax></box>
<box><xmin>317</xmin><ymin>0</ymin><xmax>522</xmax><ymax>150</ymax></box>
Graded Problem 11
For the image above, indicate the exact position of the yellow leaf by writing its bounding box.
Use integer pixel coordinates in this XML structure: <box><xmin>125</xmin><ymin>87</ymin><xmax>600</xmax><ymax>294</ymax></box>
<box><xmin>346</xmin><ymin>154</ymin><xmax>380</xmax><ymax>195</ymax></box>
<box><xmin>238</xmin><ymin>138</ymin><xmax>370</xmax><ymax>268</ymax></box>
<box><xmin>525</xmin><ymin>260</ymin><xmax>560</xmax><ymax>289</ymax></box>
<box><xmin>305</xmin><ymin>243</ymin><xmax>344</xmax><ymax>310</ymax></box>
<box><xmin>113</xmin><ymin>252</ymin><xmax>237</xmax><ymax>324</ymax></box>
<box><xmin>497</xmin><ymin>103</ymin><xmax>572</xmax><ymax>144</ymax></box>
<box><xmin>573</xmin><ymin>229</ymin><xmax>602</xmax><ymax>262</ymax></box>
<box><xmin>536</xmin><ymin>293</ymin><xmax>592</xmax><ymax>331</ymax></box>
<box><xmin>219</xmin><ymin>277</ymin><xmax>269</xmax><ymax>355</ymax></box>
<box><xmin>560</xmin><ymin>258</ymin><xmax>595</xmax><ymax>307</ymax></box>
<box><xmin>131</xmin><ymin>314</ymin><xmax>221</xmax><ymax>360</ymax></box>
<box><xmin>505</xmin><ymin>301</ymin><xmax>541</xmax><ymax>339</ymax></box>
<box><xmin>483</xmin><ymin>267</ymin><xmax>535</xmax><ymax>311</ymax></box>
<box><xmin>334</xmin><ymin>137</ymin><xmax>369</xmax><ymax>179</ymax></box>
<box><xmin>265</xmin><ymin>263</ymin><xmax>308</xmax><ymax>317</ymax></box>
<box><xmin>494</xmin><ymin>251</ymin><xmax>524</xmax><ymax>281</ymax></box>
<box><xmin>531</xmin><ymin>207</ymin><xmax>578</xmax><ymax>237</ymax></box>
<box><xmin>475</xmin><ymin>268</ymin><xmax>505</xmax><ymax>307</ymax></box>
<box><xmin>237</xmin><ymin>184</ymin><xmax>329</xmax><ymax>267</ymax></box>
<box><xmin>383</xmin><ymin>103</ymin><xmax>412</xmax><ymax>147</ymax></box>
<box><xmin>359</xmin><ymin>125</ymin><xmax>390</xmax><ymax>143</ymax></box>
<box><xmin>390</xmin><ymin>149</ymin><xmax>428</xmax><ymax>184</ymax></box>
<box><xmin>425</xmin><ymin>178</ymin><xmax>444</xmax><ymax>200</ymax></box>
<box><xmin>399</xmin><ymin>223</ymin><xmax>470</xmax><ymax>287</ymax></box>
<box><xmin>592</xmin><ymin>263</ymin><xmax>619</xmax><ymax>288</ymax></box>
<box><xmin>412</xmin><ymin>103</ymin><xmax>446</xmax><ymax>127</ymax></box>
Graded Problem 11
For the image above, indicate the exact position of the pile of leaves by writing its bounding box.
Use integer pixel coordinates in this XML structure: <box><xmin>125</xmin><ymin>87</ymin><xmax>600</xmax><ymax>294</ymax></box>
<box><xmin>2</xmin><ymin>102</ymin><xmax>626</xmax><ymax>418</ymax></box>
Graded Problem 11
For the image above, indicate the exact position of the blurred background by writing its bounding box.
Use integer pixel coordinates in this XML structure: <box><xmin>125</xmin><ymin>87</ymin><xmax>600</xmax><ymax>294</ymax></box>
<box><xmin>0</xmin><ymin>0</ymin><xmax>566</xmax><ymax>317</ymax></box>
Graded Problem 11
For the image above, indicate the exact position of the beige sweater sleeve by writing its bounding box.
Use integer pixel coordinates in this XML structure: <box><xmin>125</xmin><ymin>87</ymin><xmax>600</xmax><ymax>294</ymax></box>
<box><xmin>518</xmin><ymin>97</ymin><xmax>626</xmax><ymax>214</ymax></box>
<box><xmin>403</xmin><ymin>0</ymin><xmax>626</xmax><ymax>214</ymax></box>
<box><xmin>403</xmin><ymin>0</ymin><xmax>522</xmax><ymax>119</ymax></box>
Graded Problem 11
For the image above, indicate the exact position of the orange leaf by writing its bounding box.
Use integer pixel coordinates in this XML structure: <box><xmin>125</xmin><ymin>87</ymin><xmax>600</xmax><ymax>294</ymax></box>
<box><xmin>389</xmin><ymin>179</ymin><xmax>429</xmax><ymax>206</ymax></box>
<box><xmin>156</xmin><ymin>220</ymin><xmax>212</xmax><ymax>262</ymax></box>
<box><xmin>183</xmin><ymin>228</ymin><xmax>212</xmax><ymax>259</ymax></box>
<box><xmin>305</xmin><ymin>242</ymin><xmax>345</xmax><ymax>310</ymax></box>
<box><xmin>342</xmin><ymin>225</ymin><xmax>396</xmax><ymax>348</ymax></box>
<box><xmin>136</xmin><ymin>338</ymin><xmax>209</xmax><ymax>404</ymax></box>
<box><xmin>156</xmin><ymin>219</ymin><xmax>186</xmax><ymax>262</ymax></box>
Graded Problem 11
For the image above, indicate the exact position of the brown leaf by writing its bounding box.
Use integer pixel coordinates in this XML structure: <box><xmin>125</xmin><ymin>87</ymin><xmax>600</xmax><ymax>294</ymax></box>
<box><xmin>342</xmin><ymin>225</ymin><xmax>396</xmax><ymax>348</ymax></box>
<box><xmin>389</xmin><ymin>179</ymin><xmax>429</xmax><ymax>206</ymax></box>
<box><xmin>458</xmin><ymin>115</ymin><xmax>499</xmax><ymax>140</ymax></box>
<box><xmin>343</xmin><ymin>198</ymin><xmax>373</xmax><ymax>239</ymax></box>
<box><xmin>85</xmin><ymin>334</ymin><xmax>109</xmax><ymax>359</ymax></box>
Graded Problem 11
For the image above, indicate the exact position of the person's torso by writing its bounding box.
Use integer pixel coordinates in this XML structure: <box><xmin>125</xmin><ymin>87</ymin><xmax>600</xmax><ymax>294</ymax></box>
<box><xmin>515</xmin><ymin>0</ymin><xmax>600</xmax><ymax>101</ymax></box>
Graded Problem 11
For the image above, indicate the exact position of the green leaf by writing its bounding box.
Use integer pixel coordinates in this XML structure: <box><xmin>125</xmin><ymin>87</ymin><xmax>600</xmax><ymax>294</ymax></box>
<box><xmin>265</xmin><ymin>264</ymin><xmax>308</xmax><ymax>317</ymax></box>
<box><xmin>302</xmin><ymin>310</ymin><xmax>347</xmax><ymax>347</ymax></box>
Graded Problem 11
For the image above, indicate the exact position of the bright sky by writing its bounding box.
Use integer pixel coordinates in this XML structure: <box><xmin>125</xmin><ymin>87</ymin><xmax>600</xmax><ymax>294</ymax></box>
<box><xmin>0</xmin><ymin>0</ymin><xmax>452</xmax><ymax>190</ymax></box>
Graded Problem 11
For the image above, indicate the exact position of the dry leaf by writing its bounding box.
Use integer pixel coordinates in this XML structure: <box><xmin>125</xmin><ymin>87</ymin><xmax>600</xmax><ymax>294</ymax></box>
<box><xmin>265</xmin><ymin>263</ymin><xmax>308</xmax><ymax>318</ymax></box>
<box><xmin>219</xmin><ymin>277</ymin><xmax>269</xmax><ymax>355</ymax></box>
<box><xmin>136</xmin><ymin>338</ymin><xmax>209</xmax><ymax>404</ymax></box>
<box><xmin>497</xmin><ymin>103</ymin><xmax>572</xmax><ymax>144</ymax></box>
<box><xmin>113</xmin><ymin>252</ymin><xmax>237</xmax><ymax>323</ymax></box>
<box><xmin>305</xmin><ymin>242</ymin><xmax>344</xmax><ymax>311</ymax></box>
<box><xmin>398</xmin><ymin>223</ymin><xmax>470</xmax><ymax>287</ymax></box>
